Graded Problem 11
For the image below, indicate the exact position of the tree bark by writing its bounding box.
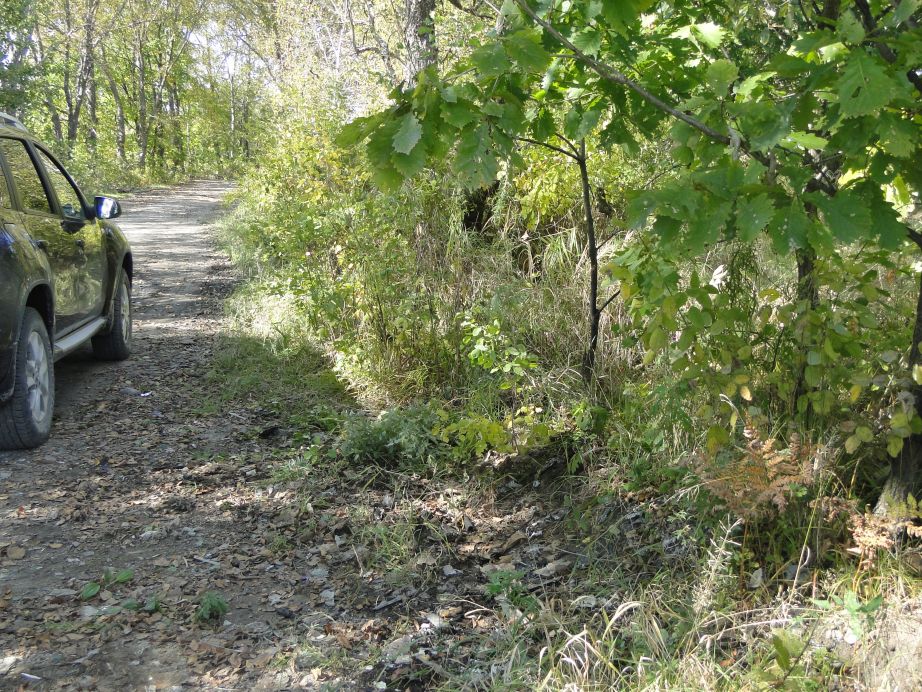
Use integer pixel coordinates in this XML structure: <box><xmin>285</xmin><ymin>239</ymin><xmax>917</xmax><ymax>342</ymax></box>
<box><xmin>136</xmin><ymin>40</ymin><xmax>149</xmax><ymax>170</ymax></box>
<box><xmin>792</xmin><ymin>246</ymin><xmax>820</xmax><ymax>413</ymax></box>
<box><xmin>404</xmin><ymin>0</ymin><xmax>437</xmax><ymax>83</ymax></box>
<box><xmin>577</xmin><ymin>139</ymin><xmax>600</xmax><ymax>382</ymax></box>
<box><xmin>100</xmin><ymin>46</ymin><xmax>126</xmax><ymax>164</ymax></box>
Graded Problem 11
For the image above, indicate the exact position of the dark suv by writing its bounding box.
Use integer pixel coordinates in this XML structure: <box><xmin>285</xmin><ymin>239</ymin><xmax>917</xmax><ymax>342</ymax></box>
<box><xmin>0</xmin><ymin>113</ymin><xmax>132</xmax><ymax>450</ymax></box>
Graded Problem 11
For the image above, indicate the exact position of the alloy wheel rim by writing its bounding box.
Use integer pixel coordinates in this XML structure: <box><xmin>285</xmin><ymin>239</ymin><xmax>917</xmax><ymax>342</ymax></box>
<box><xmin>24</xmin><ymin>330</ymin><xmax>50</xmax><ymax>425</ymax></box>
<box><xmin>120</xmin><ymin>281</ymin><xmax>131</xmax><ymax>345</ymax></box>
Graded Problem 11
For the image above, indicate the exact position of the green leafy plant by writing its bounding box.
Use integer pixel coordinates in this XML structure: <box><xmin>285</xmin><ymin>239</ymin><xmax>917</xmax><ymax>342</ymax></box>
<box><xmin>79</xmin><ymin>567</ymin><xmax>135</xmax><ymax>600</ymax></box>
<box><xmin>195</xmin><ymin>591</ymin><xmax>229</xmax><ymax>624</ymax></box>
<box><xmin>486</xmin><ymin>569</ymin><xmax>539</xmax><ymax>614</ymax></box>
<box><xmin>814</xmin><ymin>590</ymin><xmax>884</xmax><ymax>638</ymax></box>
<box><xmin>79</xmin><ymin>581</ymin><xmax>101</xmax><ymax>601</ymax></box>
<box><xmin>339</xmin><ymin>404</ymin><xmax>443</xmax><ymax>469</ymax></box>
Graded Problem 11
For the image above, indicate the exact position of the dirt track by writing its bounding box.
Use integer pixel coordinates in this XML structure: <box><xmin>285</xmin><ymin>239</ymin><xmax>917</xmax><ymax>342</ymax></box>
<box><xmin>0</xmin><ymin>181</ymin><xmax>304</xmax><ymax>690</ymax></box>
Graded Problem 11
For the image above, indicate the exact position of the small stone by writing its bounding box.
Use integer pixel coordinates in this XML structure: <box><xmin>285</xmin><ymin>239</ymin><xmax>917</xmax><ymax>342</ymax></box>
<box><xmin>843</xmin><ymin>630</ymin><xmax>859</xmax><ymax>645</ymax></box>
<box><xmin>572</xmin><ymin>595</ymin><xmax>597</xmax><ymax>609</ymax></box>
<box><xmin>78</xmin><ymin>605</ymin><xmax>99</xmax><ymax>620</ymax></box>
<box><xmin>534</xmin><ymin>559</ymin><xmax>571</xmax><ymax>579</ymax></box>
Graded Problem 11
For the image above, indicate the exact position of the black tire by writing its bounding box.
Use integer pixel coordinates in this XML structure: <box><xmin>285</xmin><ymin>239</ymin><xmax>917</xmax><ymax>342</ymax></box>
<box><xmin>92</xmin><ymin>269</ymin><xmax>132</xmax><ymax>361</ymax></box>
<box><xmin>0</xmin><ymin>308</ymin><xmax>55</xmax><ymax>450</ymax></box>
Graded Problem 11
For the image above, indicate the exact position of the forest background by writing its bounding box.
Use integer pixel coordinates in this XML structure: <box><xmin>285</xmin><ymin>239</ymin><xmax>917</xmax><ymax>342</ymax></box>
<box><xmin>3</xmin><ymin>0</ymin><xmax>922</xmax><ymax>687</ymax></box>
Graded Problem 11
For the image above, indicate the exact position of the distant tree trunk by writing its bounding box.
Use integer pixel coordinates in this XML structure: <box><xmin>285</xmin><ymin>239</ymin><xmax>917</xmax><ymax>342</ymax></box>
<box><xmin>168</xmin><ymin>83</ymin><xmax>184</xmax><ymax>171</ymax></box>
<box><xmin>100</xmin><ymin>48</ymin><xmax>126</xmax><ymax>164</ymax></box>
<box><xmin>65</xmin><ymin>0</ymin><xmax>99</xmax><ymax>148</ymax></box>
<box><xmin>87</xmin><ymin>65</ymin><xmax>98</xmax><ymax>156</ymax></box>
<box><xmin>137</xmin><ymin>42</ymin><xmax>149</xmax><ymax>170</ymax></box>
<box><xmin>404</xmin><ymin>0</ymin><xmax>437</xmax><ymax>83</ymax></box>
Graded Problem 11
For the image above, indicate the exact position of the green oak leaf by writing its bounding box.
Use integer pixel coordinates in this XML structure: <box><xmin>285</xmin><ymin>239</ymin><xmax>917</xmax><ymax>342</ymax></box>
<box><xmin>735</xmin><ymin>193</ymin><xmax>775</xmax><ymax>241</ymax></box>
<box><xmin>391</xmin><ymin>141</ymin><xmax>427</xmax><ymax>177</ymax></box>
<box><xmin>888</xmin><ymin>0</ymin><xmax>920</xmax><ymax>27</ymax></box>
<box><xmin>837</xmin><ymin>10</ymin><xmax>866</xmax><ymax>44</ymax></box>
<box><xmin>563</xmin><ymin>105</ymin><xmax>603</xmax><ymax>140</ymax></box>
<box><xmin>572</xmin><ymin>27</ymin><xmax>602</xmax><ymax>56</ymax></box>
<box><xmin>865</xmin><ymin>186</ymin><xmax>908</xmax><ymax>249</ymax></box>
<box><xmin>471</xmin><ymin>43</ymin><xmax>510</xmax><ymax>77</ymax></box>
<box><xmin>687</xmin><ymin>200</ymin><xmax>731</xmax><ymax>251</ymax></box>
<box><xmin>392</xmin><ymin>113</ymin><xmax>422</xmax><ymax>155</ymax></box>
<box><xmin>601</xmin><ymin>0</ymin><xmax>648</xmax><ymax>35</ymax></box>
<box><xmin>730</xmin><ymin>100</ymin><xmax>790</xmax><ymax>151</ymax></box>
<box><xmin>782</xmin><ymin>131</ymin><xmax>828</xmax><ymax>149</ymax></box>
<box><xmin>600</xmin><ymin>120</ymin><xmax>639</xmax><ymax>154</ymax></box>
<box><xmin>531</xmin><ymin>108</ymin><xmax>556</xmax><ymax>140</ymax></box>
<box><xmin>838</xmin><ymin>51</ymin><xmax>899</xmax><ymax>118</ymax></box>
<box><xmin>808</xmin><ymin>190</ymin><xmax>872</xmax><ymax>243</ymax></box>
<box><xmin>336</xmin><ymin>112</ymin><xmax>386</xmax><ymax>147</ymax></box>
<box><xmin>876</xmin><ymin>112</ymin><xmax>916</xmax><ymax>158</ymax></box>
<box><xmin>504</xmin><ymin>29</ymin><xmax>551</xmax><ymax>73</ymax></box>
<box><xmin>442</xmin><ymin>99</ymin><xmax>480</xmax><ymax>129</ymax></box>
<box><xmin>705</xmin><ymin>59</ymin><xmax>738</xmax><ymax>96</ymax></box>
<box><xmin>367</xmin><ymin>121</ymin><xmax>405</xmax><ymax>189</ymax></box>
<box><xmin>692</xmin><ymin>22</ymin><xmax>727</xmax><ymax>48</ymax></box>
<box><xmin>769</xmin><ymin>200</ymin><xmax>810</xmax><ymax>253</ymax></box>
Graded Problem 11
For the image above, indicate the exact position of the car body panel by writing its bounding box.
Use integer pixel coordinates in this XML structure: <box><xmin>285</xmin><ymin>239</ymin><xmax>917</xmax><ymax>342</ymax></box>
<box><xmin>0</xmin><ymin>121</ymin><xmax>131</xmax><ymax>404</ymax></box>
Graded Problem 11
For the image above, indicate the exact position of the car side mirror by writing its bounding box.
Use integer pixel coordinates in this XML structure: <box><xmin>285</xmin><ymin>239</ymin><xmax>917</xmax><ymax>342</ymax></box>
<box><xmin>95</xmin><ymin>196</ymin><xmax>121</xmax><ymax>220</ymax></box>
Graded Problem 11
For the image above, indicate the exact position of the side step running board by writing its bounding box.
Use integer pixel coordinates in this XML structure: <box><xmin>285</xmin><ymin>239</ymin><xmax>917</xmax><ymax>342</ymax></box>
<box><xmin>53</xmin><ymin>317</ymin><xmax>108</xmax><ymax>361</ymax></box>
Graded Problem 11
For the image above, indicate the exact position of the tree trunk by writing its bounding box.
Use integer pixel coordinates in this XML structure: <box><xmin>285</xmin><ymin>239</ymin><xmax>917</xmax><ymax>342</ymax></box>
<box><xmin>404</xmin><ymin>0</ymin><xmax>437</xmax><ymax>83</ymax></box>
<box><xmin>792</xmin><ymin>246</ymin><xmax>820</xmax><ymax>413</ymax></box>
<box><xmin>87</xmin><ymin>64</ymin><xmax>97</xmax><ymax>156</ymax></box>
<box><xmin>577</xmin><ymin>139</ymin><xmax>600</xmax><ymax>382</ymax></box>
<box><xmin>101</xmin><ymin>49</ymin><xmax>126</xmax><ymax>164</ymax></box>
<box><xmin>136</xmin><ymin>40</ymin><xmax>149</xmax><ymax>170</ymax></box>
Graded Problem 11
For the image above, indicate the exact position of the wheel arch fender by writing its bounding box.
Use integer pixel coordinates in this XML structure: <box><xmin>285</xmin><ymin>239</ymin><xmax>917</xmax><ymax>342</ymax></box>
<box><xmin>0</xmin><ymin>284</ymin><xmax>54</xmax><ymax>403</ymax></box>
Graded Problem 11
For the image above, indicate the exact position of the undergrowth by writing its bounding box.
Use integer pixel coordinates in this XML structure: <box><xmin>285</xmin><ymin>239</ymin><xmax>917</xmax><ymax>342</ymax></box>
<box><xmin>207</xmin><ymin>105</ymin><xmax>922</xmax><ymax>690</ymax></box>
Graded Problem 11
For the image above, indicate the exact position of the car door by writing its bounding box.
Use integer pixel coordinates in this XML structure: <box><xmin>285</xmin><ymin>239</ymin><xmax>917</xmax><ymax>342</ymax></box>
<box><xmin>32</xmin><ymin>146</ymin><xmax>107</xmax><ymax>321</ymax></box>
<box><xmin>0</xmin><ymin>137</ymin><xmax>88</xmax><ymax>334</ymax></box>
<box><xmin>0</xmin><ymin>155</ymin><xmax>25</xmax><ymax>363</ymax></box>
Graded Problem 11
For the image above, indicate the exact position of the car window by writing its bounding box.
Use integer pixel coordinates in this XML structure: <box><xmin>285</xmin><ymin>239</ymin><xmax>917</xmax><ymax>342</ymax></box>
<box><xmin>0</xmin><ymin>163</ymin><xmax>11</xmax><ymax>210</ymax></box>
<box><xmin>0</xmin><ymin>138</ymin><xmax>53</xmax><ymax>214</ymax></box>
<box><xmin>35</xmin><ymin>148</ymin><xmax>84</xmax><ymax>220</ymax></box>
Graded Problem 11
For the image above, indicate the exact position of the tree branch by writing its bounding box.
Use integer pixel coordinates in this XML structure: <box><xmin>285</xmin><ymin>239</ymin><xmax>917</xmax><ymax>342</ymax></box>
<box><xmin>854</xmin><ymin>0</ymin><xmax>922</xmax><ymax>95</ymax></box>
<box><xmin>512</xmin><ymin>0</ymin><xmax>732</xmax><ymax>146</ymax></box>
<box><xmin>514</xmin><ymin>135</ymin><xmax>581</xmax><ymax>160</ymax></box>
<box><xmin>599</xmin><ymin>289</ymin><xmax>622</xmax><ymax>313</ymax></box>
<box><xmin>908</xmin><ymin>227</ymin><xmax>922</xmax><ymax>249</ymax></box>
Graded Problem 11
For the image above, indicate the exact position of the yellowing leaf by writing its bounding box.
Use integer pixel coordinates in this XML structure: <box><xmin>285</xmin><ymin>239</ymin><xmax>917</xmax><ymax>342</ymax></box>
<box><xmin>849</xmin><ymin>384</ymin><xmax>863</xmax><ymax>402</ymax></box>
<box><xmin>740</xmin><ymin>385</ymin><xmax>753</xmax><ymax>401</ymax></box>
<box><xmin>845</xmin><ymin>434</ymin><xmax>861</xmax><ymax>454</ymax></box>
<box><xmin>856</xmin><ymin>425</ymin><xmax>874</xmax><ymax>443</ymax></box>
<box><xmin>887</xmin><ymin>435</ymin><xmax>904</xmax><ymax>458</ymax></box>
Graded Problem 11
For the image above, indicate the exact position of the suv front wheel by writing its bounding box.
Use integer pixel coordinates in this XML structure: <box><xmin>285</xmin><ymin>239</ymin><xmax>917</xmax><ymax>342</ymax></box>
<box><xmin>0</xmin><ymin>308</ymin><xmax>54</xmax><ymax>450</ymax></box>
